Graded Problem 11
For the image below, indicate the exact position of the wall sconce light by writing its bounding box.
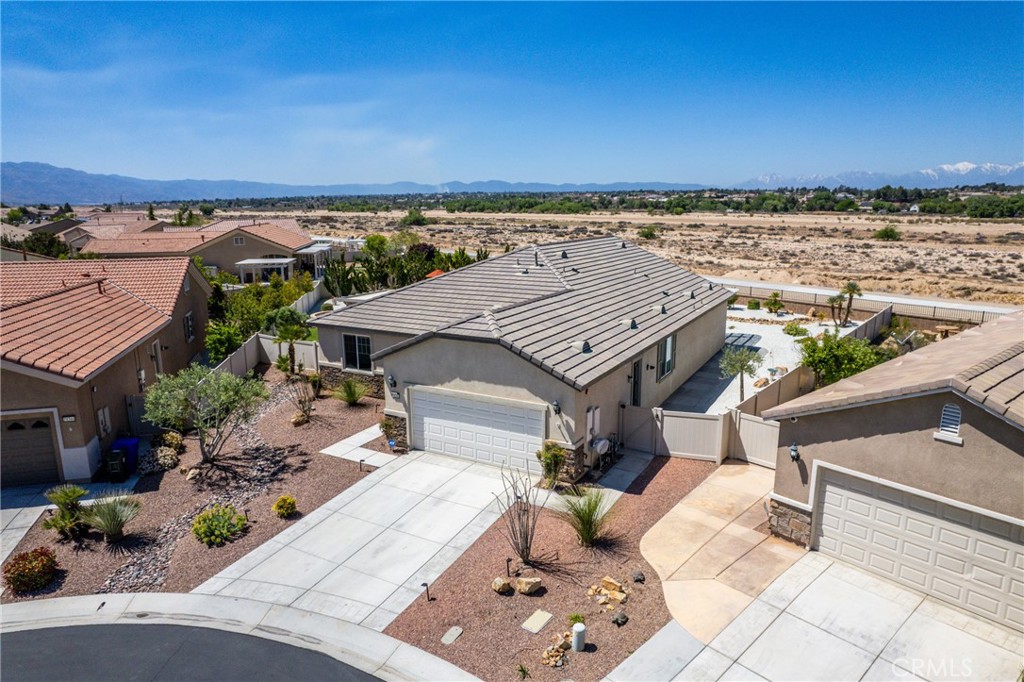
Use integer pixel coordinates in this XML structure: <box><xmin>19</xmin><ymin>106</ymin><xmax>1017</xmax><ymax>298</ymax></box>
<box><xmin>161</xmin><ymin>345</ymin><xmax>170</xmax><ymax>351</ymax></box>
<box><xmin>789</xmin><ymin>442</ymin><xmax>800</xmax><ymax>462</ymax></box>
<box><xmin>386</xmin><ymin>375</ymin><xmax>397</xmax><ymax>389</ymax></box>
<box><xmin>551</xmin><ymin>400</ymin><xmax>561</xmax><ymax>415</ymax></box>
<box><xmin>646</xmin><ymin>364</ymin><xmax>655</xmax><ymax>371</ymax></box>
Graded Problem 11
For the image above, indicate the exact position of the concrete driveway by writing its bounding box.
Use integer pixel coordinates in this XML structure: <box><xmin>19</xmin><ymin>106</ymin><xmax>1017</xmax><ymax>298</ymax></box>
<box><xmin>195</xmin><ymin>451</ymin><xmax>513</xmax><ymax>631</ymax></box>
<box><xmin>611</xmin><ymin>552</ymin><xmax>1024</xmax><ymax>681</ymax></box>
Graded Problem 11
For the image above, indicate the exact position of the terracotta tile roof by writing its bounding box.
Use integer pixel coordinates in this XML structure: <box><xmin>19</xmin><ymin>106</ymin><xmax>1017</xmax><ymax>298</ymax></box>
<box><xmin>80</xmin><ymin>223</ymin><xmax>312</xmax><ymax>255</ymax></box>
<box><xmin>763</xmin><ymin>311</ymin><xmax>1024</xmax><ymax>427</ymax></box>
<box><xmin>1</xmin><ymin>277</ymin><xmax>169</xmax><ymax>382</ymax></box>
<box><xmin>1</xmin><ymin>258</ymin><xmax>193</xmax><ymax>314</ymax></box>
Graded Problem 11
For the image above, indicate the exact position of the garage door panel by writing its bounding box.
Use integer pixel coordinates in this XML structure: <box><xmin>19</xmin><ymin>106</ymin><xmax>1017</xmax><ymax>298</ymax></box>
<box><xmin>815</xmin><ymin>471</ymin><xmax>1024</xmax><ymax>632</ymax></box>
<box><xmin>1</xmin><ymin>417</ymin><xmax>60</xmax><ymax>487</ymax></box>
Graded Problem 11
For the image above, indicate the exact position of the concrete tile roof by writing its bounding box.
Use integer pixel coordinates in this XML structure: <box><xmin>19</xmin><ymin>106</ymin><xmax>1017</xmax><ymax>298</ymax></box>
<box><xmin>763</xmin><ymin>310</ymin><xmax>1024</xmax><ymax>427</ymax></box>
<box><xmin>317</xmin><ymin>236</ymin><xmax>732</xmax><ymax>389</ymax></box>
<box><xmin>80</xmin><ymin>223</ymin><xmax>312</xmax><ymax>255</ymax></box>
<box><xmin>202</xmin><ymin>218</ymin><xmax>305</xmax><ymax>235</ymax></box>
<box><xmin>1</xmin><ymin>277</ymin><xmax>169</xmax><ymax>382</ymax></box>
<box><xmin>1</xmin><ymin>257</ymin><xmax>194</xmax><ymax>314</ymax></box>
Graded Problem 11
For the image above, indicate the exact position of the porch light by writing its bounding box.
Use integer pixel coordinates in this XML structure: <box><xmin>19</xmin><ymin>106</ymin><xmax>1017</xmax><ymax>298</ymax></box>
<box><xmin>386</xmin><ymin>375</ymin><xmax>397</xmax><ymax>388</ymax></box>
<box><xmin>552</xmin><ymin>400</ymin><xmax>561</xmax><ymax>415</ymax></box>
<box><xmin>790</xmin><ymin>442</ymin><xmax>800</xmax><ymax>462</ymax></box>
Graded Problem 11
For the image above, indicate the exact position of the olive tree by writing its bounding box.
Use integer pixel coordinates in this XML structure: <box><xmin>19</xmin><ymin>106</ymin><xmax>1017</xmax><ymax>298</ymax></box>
<box><xmin>144</xmin><ymin>364</ymin><xmax>268</xmax><ymax>464</ymax></box>
<box><xmin>719</xmin><ymin>346</ymin><xmax>764</xmax><ymax>402</ymax></box>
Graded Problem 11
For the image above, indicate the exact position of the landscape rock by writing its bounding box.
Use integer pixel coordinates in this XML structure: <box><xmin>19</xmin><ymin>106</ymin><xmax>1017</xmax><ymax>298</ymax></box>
<box><xmin>491</xmin><ymin>577</ymin><xmax>513</xmax><ymax>594</ymax></box>
<box><xmin>753</xmin><ymin>377</ymin><xmax>770</xmax><ymax>388</ymax></box>
<box><xmin>632</xmin><ymin>570</ymin><xmax>645</xmax><ymax>584</ymax></box>
<box><xmin>185</xmin><ymin>468</ymin><xmax>201</xmax><ymax>481</ymax></box>
<box><xmin>600</xmin><ymin>576</ymin><xmax>623</xmax><ymax>592</ymax></box>
<box><xmin>612</xmin><ymin>612</ymin><xmax>629</xmax><ymax>627</ymax></box>
<box><xmin>516</xmin><ymin>576</ymin><xmax>543</xmax><ymax>595</ymax></box>
<box><xmin>608</xmin><ymin>590</ymin><xmax>628</xmax><ymax>604</ymax></box>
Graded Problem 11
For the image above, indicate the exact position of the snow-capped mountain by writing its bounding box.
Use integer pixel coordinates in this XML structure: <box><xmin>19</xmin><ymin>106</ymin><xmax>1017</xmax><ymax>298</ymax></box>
<box><xmin>736</xmin><ymin>162</ymin><xmax>1024</xmax><ymax>190</ymax></box>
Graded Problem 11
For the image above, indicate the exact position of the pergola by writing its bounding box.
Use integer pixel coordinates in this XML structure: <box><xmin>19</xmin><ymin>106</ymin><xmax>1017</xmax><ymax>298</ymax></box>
<box><xmin>236</xmin><ymin>257</ymin><xmax>296</xmax><ymax>283</ymax></box>
<box><xmin>295</xmin><ymin>243</ymin><xmax>334</xmax><ymax>278</ymax></box>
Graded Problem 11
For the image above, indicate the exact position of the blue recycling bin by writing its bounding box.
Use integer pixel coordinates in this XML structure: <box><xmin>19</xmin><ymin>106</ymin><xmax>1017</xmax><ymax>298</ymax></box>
<box><xmin>110</xmin><ymin>437</ymin><xmax>141</xmax><ymax>474</ymax></box>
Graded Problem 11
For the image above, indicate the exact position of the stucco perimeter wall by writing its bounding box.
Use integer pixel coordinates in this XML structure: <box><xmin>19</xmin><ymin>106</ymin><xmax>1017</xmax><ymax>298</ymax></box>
<box><xmin>379</xmin><ymin>337</ymin><xmax>578</xmax><ymax>446</ymax></box>
<box><xmin>773</xmin><ymin>392</ymin><xmax>1024</xmax><ymax>519</ymax></box>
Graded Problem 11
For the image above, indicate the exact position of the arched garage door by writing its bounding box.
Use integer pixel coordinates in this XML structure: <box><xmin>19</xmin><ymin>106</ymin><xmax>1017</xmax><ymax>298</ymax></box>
<box><xmin>815</xmin><ymin>470</ymin><xmax>1023</xmax><ymax>632</ymax></box>
<box><xmin>410</xmin><ymin>388</ymin><xmax>545</xmax><ymax>473</ymax></box>
<box><xmin>1</xmin><ymin>416</ymin><xmax>60</xmax><ymax>487</ymax></box>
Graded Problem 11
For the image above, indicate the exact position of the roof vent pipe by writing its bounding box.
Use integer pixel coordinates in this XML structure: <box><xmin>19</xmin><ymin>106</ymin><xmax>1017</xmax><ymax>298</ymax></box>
<box><xmin>652</xmin><ymin>304</ymin><xmax>667</xmax><ymax>314</ymax></box>
<box><xmin>561</xmin><ymin>250</ymin><xmax>568</xmax><ymax>259</ymax></box>
<box><xmin>690</xmin><ymin>291</ymin><xmax>696</xmax><ymax>300</ymax></box>
<box><xmin>621</xmin><ymin>242</ymin><xmax>627</xmax><ymax>248</ymax></box>
<box><xmin>534</xmin><ymin>252</ymin><xmax>540</xmax><ymax>267</ymax></box>
<box><xmin>709</xmin><ymin>282</ymin><xmax>714</xmax><ymax>290</ymax></box>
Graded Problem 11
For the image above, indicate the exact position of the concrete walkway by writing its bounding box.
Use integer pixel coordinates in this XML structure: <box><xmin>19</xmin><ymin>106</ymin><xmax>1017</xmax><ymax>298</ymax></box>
<box><xmin>609</xmin><ymin>552</ymin><xmax>1024</xmax><ymax>681</ymax></box>
<box><xmin>194</xmin><ymin>449</ymin><xmax>514</xmax><ymax>632</ymax></box>
<box><xmin>0</xmin><ymin>592</ymin><xmax>476</xmax><ymax>681</ymax></box>
<box><xmin>639</xmin><ymin>461</ymin><xmax>804</xmax><ymax>643</ymax></box>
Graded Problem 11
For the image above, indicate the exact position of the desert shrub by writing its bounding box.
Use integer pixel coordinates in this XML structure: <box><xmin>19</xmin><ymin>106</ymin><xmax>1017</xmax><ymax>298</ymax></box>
<box><xmin>3</xmin><ymin>547</ymin><xmax>59</xmax><ymax>594</ymax></box>
<box><xmin>568</xmin><ymin>613</ymin><xmax>586</xmax><ymax>625</ymax></box>
<box><xmin>764</xmin><ymin>292</ymin><xmax>784</xmax><ymax>314</ymax></box>
<box><xmin>137</xmin><ymin>446</ymin><xmax>180</xmax><ymax>476</ymax></box>
<box><xmin>746</xmin><ymin>299</ymin><xmax>761</xmax><ymax>310</ymax></box>
<box><xmin>41</xmin><ymin>484</ymin><xmax>88</xmax><ymax>539</ymax></box>
<box><xmin>272</xmin><ymin>495</ymin><xmax>297</xmax><ymax>519</ymax></box>
<box><xmin>637</xmin><ymin>225</ymin><xmax>658</xmax><ymax>240</ymax></box>
<box><xmin>536</xmin><ymin>441</ymin><xmax>567</xmax><ymax>488</ymax></box>
<box><xmin>307</xmin><ymin>372</ymin><xmax>323</xmax><ymax>398</ymax></box>
<box><xmin>558</xmin><ymin>490</ymin><xmax>612</xmax><ymax>546</ymax></box>
<box><xmin>874</xmin><ymin>225</ymin><xmax>902</xmax><ymax>241</ymax></box>
<box><xmin>274</xmin><ymin>354</ymin><xmax>291</xmax><ymax>372</ymax></box>
<box><xmin>321</xmin><ymin>302</ymin><xmax>334</xmax><ymax>312</ymax></box>
<box><xmin>82</xmin><ymin>491</ymin><xmax>142</xmax><ymax>543</ymax></box>
<box><xmin>334</xmin><ymin>378</ymin><xmax>367</xmax><ymax>406</ymax></box>
<box><xmin>192</xmin><ymin>504</ymin><xmax>248</xmax><ymax>546</ymax></box>
<box><xmin>153</xmin><ymin>430</ymin><xmax>186</xmax><ymax>454</ymax></box>
<box><xmin>783</xmin><ymin>321</ymin><xmax>809</xmax><ymax>337</ymax></box>
<box><xmin>727</xmin><ymin>294</ymin><xmax>739</xmax><ymax>307</ymax></box>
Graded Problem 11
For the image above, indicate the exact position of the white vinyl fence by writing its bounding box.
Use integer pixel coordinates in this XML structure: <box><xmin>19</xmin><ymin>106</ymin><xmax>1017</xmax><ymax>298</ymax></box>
<box><xmin>213</xmin><ymin>333</ymin><xmax>322</xmax><ymax>376</ymax></box>
<box><xmin>290</xmin><ymin>280</ymin><xmax>331</xmax><ymax>315</ymax></box>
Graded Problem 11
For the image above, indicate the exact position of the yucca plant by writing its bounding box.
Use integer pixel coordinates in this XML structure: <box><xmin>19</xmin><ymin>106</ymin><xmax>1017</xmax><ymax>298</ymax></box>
<box><xmin>334</xmin><ymin>378</ymin><xmax>368</xmax><ymax>407</ymax></box>
<box><xmin>82</xmin><ymin>491</ymin><xmax>142</xmax><ymax>543</ymax></box>
<box><xmin>558</xmin><ymin>490</ymin><xmax>611</xmax><ymax>547</ymax></box>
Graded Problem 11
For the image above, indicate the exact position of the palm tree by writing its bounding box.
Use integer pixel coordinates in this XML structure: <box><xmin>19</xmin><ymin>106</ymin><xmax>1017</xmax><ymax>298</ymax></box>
<box><xmin>274</xmin><ymin>323</ymin><xmax>307</xmax><ymax>375</ymax></box>
<box><xmin>841</xmin><ymin>281</ymin><xmax>863</xmax><ymax>326</ymax></box>
<box><xmin>827</xmin><ymin>293</ymin><xmax>846</xmax><ymax>328</ymax></box>
<box><xmin>719</xmin><ymin>346</ymin><xmax>764</xmax><ymax>402</ymax></box>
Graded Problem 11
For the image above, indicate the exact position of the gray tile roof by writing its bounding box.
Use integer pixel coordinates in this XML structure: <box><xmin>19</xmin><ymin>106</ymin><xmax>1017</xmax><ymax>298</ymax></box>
<box><xmin>763</xmin><ymin>310</ymin><xmax>1024</xmax><ymax>427</ymax></box>
<box><xmin>317</xmin><ymin>236</ymin><xmax>731</xmax><ymax>389</ymax></box>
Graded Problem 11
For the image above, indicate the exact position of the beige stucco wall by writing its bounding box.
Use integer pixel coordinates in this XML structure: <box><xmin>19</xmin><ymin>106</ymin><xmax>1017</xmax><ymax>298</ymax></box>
<box><xmin>772</xmin><ymin>392</ymin><xmax>1024</xmax><ymax>519</ymax></box>
<box><xmin>193</xmin><ymin>233</ymin><xmax>298</xmax><ymax>277</ymax></box>
<box><xmin>317</xmin><ymin>328</ymin><xmax>411</xmax><ymax>374</ymax></box>
<box><xmin>163</xmin><ymin>268</ymin><xmax>210</xmax><ymax>371</ymax></box>
<box><xmin>379</xmin><ymin>337</ymin><xmax>578</xmax><ymax>446</ymax></box>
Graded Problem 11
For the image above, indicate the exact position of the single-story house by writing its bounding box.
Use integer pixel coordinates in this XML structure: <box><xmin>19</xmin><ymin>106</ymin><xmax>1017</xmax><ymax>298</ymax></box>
<box><xmin>763</xmin><ymin>311</ymin><xmax>1023</xmax><ymax>631</ymax></box>
<box><xmin>0</xmin><ymin>258</ymin><xmax>211</xmax><ymax>487</ymax></box>
<box><xmin>79</xmin><ymin>223</ymin><xmax>327</xmax><ymax>280</ymax></box>
<box><xmin>312</xmin><ymin>236</ymin><xmax>731</xmax><ymax>476</ymax></box>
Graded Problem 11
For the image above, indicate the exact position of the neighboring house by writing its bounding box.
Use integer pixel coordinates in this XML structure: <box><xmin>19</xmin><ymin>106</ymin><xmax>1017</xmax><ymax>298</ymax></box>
<box><xmin>0</xmin><ymin>258</ymin><xmax>211</xmax><ymax>487</ymax></box>
<box><xmin>79</xmin><ymin>223</ymin><xmax>326</xmax><ymax>280</ymax></box>
<box><xmin>763</xmin><ymin>311</ymin><xmax>1024</xmax><ymax>632</ymax></box>
<box><xmin>26</xmin><ymin>217</ymin><xmax>83</xmax><ymax>235</ymax></box>
<box><xmin>0</xmin><ymin>246</ymin><xmax>54</xmax><ymax>262</ymax></box>
<box><xmin>312</xmin><ymin>236</ymin><xmax>731</xmax><ymax>476</ymax></box>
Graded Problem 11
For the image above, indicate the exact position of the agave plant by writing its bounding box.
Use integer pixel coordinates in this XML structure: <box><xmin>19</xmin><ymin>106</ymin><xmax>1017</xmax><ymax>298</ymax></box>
<box><xmin>334</xmin><ymin>378</ymin><xmax>368</xmax><ymax>407</ymax></box>
<box><xmin>82</xmin><ymin>490</ymin><xmax>142</xmax><ymax>543</ymax></box>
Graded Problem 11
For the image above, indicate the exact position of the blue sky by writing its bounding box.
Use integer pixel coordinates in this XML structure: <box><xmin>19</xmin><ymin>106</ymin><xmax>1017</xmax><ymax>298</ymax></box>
<box><xmin>2</xmin><ymin>2</ymin><xmax>1021</xmax><ymax>185</ymax></box>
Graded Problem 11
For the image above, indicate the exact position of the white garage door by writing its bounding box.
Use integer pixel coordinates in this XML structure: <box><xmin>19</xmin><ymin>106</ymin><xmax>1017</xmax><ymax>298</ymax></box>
<box><xmin>816</xmin><ymin>470</ymin><xmax>1024</xmax><ymax>632</ymax></box>
<box><xmin>410</xmin><ymin>388</ymin><xmax>545</xmax><ymax>472</ymax></box>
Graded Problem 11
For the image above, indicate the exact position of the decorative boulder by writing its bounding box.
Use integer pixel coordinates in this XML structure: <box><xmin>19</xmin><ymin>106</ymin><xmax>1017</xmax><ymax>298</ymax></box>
<box><xmin>632</xmin><ymin>570</ymin><xmax>646</xmax><ymax>584</ymax></box>
<box><xmin>491</xmin><ymin>577</ymin><xmax>513</xmax><ymax>594</ymax></box>
<box><xmin>600</xmin><ymin>576</ymin><xmax>623</xmax><ymax>592</ymax></box>
<box><xmin>753</xmin><ymin>378</ymin><xmax>770</xmax><ymax>389</ymax></box>
<box><xmin>612</xmin><ymin>612</ymin><xmax>629</xmax><ymax>627</ymax></box>
<box><xmin>516</xmin><ymin>576</ymin><xmax>543</xmax><ymax>595</ymax></box>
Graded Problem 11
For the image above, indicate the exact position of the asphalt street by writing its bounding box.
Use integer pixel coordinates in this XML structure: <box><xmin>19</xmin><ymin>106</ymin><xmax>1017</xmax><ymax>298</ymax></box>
<box><xmin>1</xmin><ymin>624</ymin><xmax>381</xmax><ymax>681</ymax></box>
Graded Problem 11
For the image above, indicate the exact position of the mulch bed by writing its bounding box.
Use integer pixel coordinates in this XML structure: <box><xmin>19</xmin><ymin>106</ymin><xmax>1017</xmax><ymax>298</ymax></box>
<box><xmin>1</xmin><ymin>371</ymin><xmax>384</xmax><ymax>603</ymax></box>
<box><xmin>385</xmin><ymin>457</ymin><xmax>717</xmax><ymax>682</ymax></box>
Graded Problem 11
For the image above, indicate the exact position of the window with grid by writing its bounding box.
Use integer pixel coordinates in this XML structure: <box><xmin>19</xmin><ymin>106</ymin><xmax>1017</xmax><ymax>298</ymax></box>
<box><xmin>233</xmin><ymin>236</ymin><xmax>245</xmax><ymax>245</ymax></box>
<box><xmin>343</xmin><ymin>334</ymin><xmax>372</xmax><ymax>371</ymax></box>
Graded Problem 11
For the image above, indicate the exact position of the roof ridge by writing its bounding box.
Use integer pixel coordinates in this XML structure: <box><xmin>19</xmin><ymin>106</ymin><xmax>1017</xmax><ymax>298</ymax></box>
<box><xmin>956</xmin><ymin>340</ymin><xmax>1024</xmax><ymax>381</ymax></box>
<box><xmin>483</xmin><ymin>309</ymin><xmax>502</xmax><ymax>338</ymax></box>
<box><xmin>534</xmin><ymin>245</ymin><xmax>573</xmax><ymax>289</ymax></box>
<box><xmin>1</xmin><ymin>275</ymin><xmax>112</xmax><ymax>309</ymax></box>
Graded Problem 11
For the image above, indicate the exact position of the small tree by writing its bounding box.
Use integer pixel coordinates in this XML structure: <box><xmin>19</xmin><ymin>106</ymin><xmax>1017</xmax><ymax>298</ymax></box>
<box><xmin>719</xmin><ymin>346</ymin><xmax>764</xmax><ymax>402</ymax></box>
<box><xmin>826</xmin><ymin>293</ymin><xmax>847</xmax><ymax>328</ymax></box>
<box><xmin>799</xmin><ymin>332</ymin><xmax>886</xmax><ymax>387</ymax></box>
<box><xmin>274</xmin><ymin>323</ymin><xmax>307</xmax><ymax>375</ymax></box>
<box><xmin>144</xmin><ymin>364</ymin><xmax>268</xmax><ymax>464</ymax></box>
<box><xmin>209</xmin><ymin>283</ymin><xmax>228</xmax><ymax>322</ymax></box>
<box><xmin>147</xmin><ymin>203</ymin><xmax>156</xmax><ymax>220</ymax></box>
<box><xmin>198</xmin><ymin>203</ymin><xmax>216</xmax><ymax>217</ymax></box>
<box><xmin>840</xmin><ymin>281</ymin><xmax>863</xmax><ymax>326</ymax></box>
<box><xmin>206</xmin><ymin>322</ymin><xmax>244</xmax><ymax>364</ymax></box>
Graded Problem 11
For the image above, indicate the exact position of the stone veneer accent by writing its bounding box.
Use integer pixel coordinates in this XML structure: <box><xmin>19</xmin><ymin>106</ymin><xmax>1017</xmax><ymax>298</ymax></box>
<box><xmin>320</xmin><ymin>366</ymin><xmax>385</xmax><ymax>399</ymax></box>
<box><xmin>381</xmin><ymin>414</ymin><xmax>409</xmax><ymax>451</ymax></box>
<box><xmin>559</xmin><ymin>444</ymin><xmax>589</xmax><ymax>483</ymax></box>
<box><xmin>769</xmin><ymin>498</ymin><xmax>812</xmax><ymax>547</ymax></box>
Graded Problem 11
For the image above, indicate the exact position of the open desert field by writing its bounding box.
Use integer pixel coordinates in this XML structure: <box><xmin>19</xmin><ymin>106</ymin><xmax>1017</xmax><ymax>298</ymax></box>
<box><xmin>219</xmin><ymin>208</ymin><xmax>1024</xmax><ymax>305</ymax></box>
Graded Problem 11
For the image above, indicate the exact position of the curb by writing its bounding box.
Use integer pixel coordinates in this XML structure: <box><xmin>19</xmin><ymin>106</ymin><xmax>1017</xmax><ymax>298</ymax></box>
<box><xmin>0</xmin><ymin>592</ymin><xmax>478</xmax><ymax>682</ymax></box>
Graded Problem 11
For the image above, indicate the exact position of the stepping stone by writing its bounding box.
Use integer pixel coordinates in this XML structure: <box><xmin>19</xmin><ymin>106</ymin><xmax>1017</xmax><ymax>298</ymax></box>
<box><xmin>521</xmin><ymin>609</ymin><xmax>553</xmax><ymax>634</ymax></box>
<box><xmin>441</xmin><ymin>626</ymin><xmax>463</xmax><ymax>645</ymax></box>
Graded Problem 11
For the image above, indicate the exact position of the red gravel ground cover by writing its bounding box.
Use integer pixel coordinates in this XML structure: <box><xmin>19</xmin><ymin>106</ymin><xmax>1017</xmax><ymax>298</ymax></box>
<box><xmin>2</xmin><ymin>376</ymin><xmax>383</xmax><ymax>603</ymax></box>
<box><xmin>385</xmin><ymin>456</ymin><xmax>717</xmax><ymax>682</ymax></box>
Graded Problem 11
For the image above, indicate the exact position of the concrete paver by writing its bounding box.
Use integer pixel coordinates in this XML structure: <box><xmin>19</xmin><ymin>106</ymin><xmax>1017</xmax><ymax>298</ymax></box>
<box><xmin>605</xmin><ymin>620</ymin><xmax>704</xmax><ymax>681</ymax></box>
<box><xmin>738</xmin><ymin>612</ymin><xmax>876</xmax><ymax>681</ymax></box>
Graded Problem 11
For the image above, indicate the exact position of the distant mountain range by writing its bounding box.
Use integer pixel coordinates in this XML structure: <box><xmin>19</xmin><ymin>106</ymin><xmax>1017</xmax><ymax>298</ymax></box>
<box><xmin>2</xmin><ymin>161</ymin><xmax>1021</xmax><ymax>205</ymax></box>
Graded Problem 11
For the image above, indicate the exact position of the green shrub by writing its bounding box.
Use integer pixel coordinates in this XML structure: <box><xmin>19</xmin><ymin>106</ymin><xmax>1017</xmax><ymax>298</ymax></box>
<box><xmin>275</xmin><ymin>354</ymin><xmax>291</xmax><ymax>372</ymax></box>
<box><xmin>3</xmin><ymin>547</ymin><xmax>59</xmax><ymax>594</ymax></box>
<box><xmin>764</xmin><ymin>292</ymin><xmax>784</xmax><ymax>314</ymax></box>
<box><xmin>783</xmin><ymin>321</ymin><xmax>809</xmax><ymax>337</ymax></box>
<box><xmin>334</xmin><ymin>378</ymin><xmax>368</xmax><ymax>406</ymax></box>
<box><xmin>746</xmin><ymin>299</ymin><xmax>761</xmax><ymax>310</ymax></box>
<box><xmin>82</xmin><ymin>491</ymin><xmax>142</xmax><ymax>543</ymax></box>
<box><xmin>568</xmin><ymin>613</ymin><xmax>586</xmax><ymax>625</ymax></box>
<box><xmin>536</xmin><ymin>441</ymin><xmax>567</xmax><ymax>488</ymax></box>
<box><xmin>272</xmin><ymin>495</ymin><xmax>297</xmax><ymax>519</ymax></box>
<box><xmin>558</xmin><ymin>490</ymin><xmax>612</xmax><ymax>546</ymax></box>
<box><xmin>153</xmin><ymin>430</ymin><xmax>185</xmax><ymax>454</ymax></box>
<box><xmin>874</xmin><ymin>225</ymin><xmax>902</xmax><ymax>241</ymax></box>
<box><xmin>307</xmin><ymin>372</ymin><xmax>323</xmax><ymax>398</ymax></box>
<box><xmin>41</xmin><ymin>484</ymin><xmax>88</xmax><ymax>539</ymax></box>
<box><xmin>727</xmin><ymin>294</ymin><xmax>739</xmax><ymax>307</ymax></box>
<box><xmin>321</xmin><ymin>302</ymin><xmax>334</xmax><ymax>312</ymax></box>
<box><xmin>192</xmin><ymin>504</ymin><xmax>248</xmax><ymax>546</ymax></box>
<box><xmin>637</xmin><ymin>225</ymin><xmax>658</xmax><ymax>240</ymax></box>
